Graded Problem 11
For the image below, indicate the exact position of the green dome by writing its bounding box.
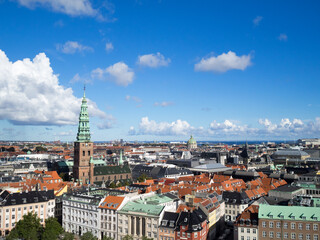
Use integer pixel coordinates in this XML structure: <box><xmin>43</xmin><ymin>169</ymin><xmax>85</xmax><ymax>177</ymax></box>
<box><xmin>188</xmin><ymin>135</ymin><xmax>197</xmax><ymax>144</ymax></box>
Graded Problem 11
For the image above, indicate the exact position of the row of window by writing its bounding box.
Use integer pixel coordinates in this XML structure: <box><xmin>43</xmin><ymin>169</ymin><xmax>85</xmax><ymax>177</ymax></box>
<box><xmin>4</xmin><ymin>205</ymin><xmax>44</xmax><ymax>213</ymax></box>
<box><xmin>262</xmin><ymin>221</ymin><xmax>318</xmax><ymax>231</ymax></box>
<box><xmin>240</xmin><ymin>237</ymin><xmax>256</xmax><ymax>240</ymax></box>
<box><xmin>240</xmin><ymin>228</ymin><xmax>257</xmax><ymax>234</ymax></box>
<box><xmin>262</xmin><ymin>231</ymin><xmax>319</xmax><ymax>240</ymax></box>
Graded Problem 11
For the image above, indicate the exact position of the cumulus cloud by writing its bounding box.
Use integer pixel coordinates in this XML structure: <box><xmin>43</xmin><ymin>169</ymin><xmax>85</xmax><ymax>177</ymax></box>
<box><xmin>105</xmin><ymin>42</ymin><xmax>114</xmax><ymax>52</ymax></box>
<box><xmin>258</xmin><ymin>118</ymin><xmax>307</xmax><ymax>136</ymax></box>
<box><xmin>137</xmin><ymin>52</ymin><xmax>171</xmax><ymax>68</ymax></box>
<box><xmin>57</xmin><ymin>41</ymin><xmax>93</xmax><ymax>54</ymax></box>
<box><xmin>0</xmin><ymin>49</ymin><xmax>106</xmax><ymax>125</ymax></box>
<box><xmin>253</xmin><ymin>16</ymin><xmax>263</xmax><ymax>26</ymax></box>
<box><xmin>209</xmin><ymin>120</ymin><xmax>255</xmax><ymax>136</ymax></box>
<box><xmin>129</xmin><ymin>117</ymin><xmax>197</xmax><ymax>136</ymax></box>
<box><xmin>154</xmin><ymin>101</ymin><xmax>174</xmax><ymax>107</ymax></box>
<box><xmin>195</xmin><ymin>51</ymin><xmax>252</xmax><ymax>73</ymax></box>
<box><xmin>129</xmin><ymin>117</ymin><xmax>320</xmax><ymax>139</ymax></box>
<box><xmin>91</xmin><ymin>62</ymin><xmax>134</xmax><ymax>86</ymax></box>
<box><xmin>15</xmin><ymin>0</ymin><xmax>105</xmax><ymax>19</ymax></box>
<box><xmin>278</xmin><ymin>33</ymin><xmax>288</xmax><ymax>41</ymax></box>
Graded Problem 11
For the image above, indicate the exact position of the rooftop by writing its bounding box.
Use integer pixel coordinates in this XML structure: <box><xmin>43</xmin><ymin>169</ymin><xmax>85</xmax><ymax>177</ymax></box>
<box><xmin>259</xmin><ymin>204</ymin><xmax>320</xmax><ymax>221</ymax></box>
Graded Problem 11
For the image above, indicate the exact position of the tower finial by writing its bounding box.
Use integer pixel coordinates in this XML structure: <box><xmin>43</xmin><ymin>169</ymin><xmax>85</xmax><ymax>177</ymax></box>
<box><xmin>83</xmin><ymin>84</ymin><xmax>86</xmax><ymax>98</ymax></box>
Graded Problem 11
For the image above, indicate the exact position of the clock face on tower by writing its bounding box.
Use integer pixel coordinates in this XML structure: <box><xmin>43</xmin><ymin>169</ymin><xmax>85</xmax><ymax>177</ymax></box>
<box><xmin>85</xmin><ymin>143</ymin><xmax>88</xmax><ymax>147</ymax></box>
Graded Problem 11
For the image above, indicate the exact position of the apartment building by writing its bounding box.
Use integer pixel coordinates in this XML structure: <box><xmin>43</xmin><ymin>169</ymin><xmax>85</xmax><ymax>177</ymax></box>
<box><xmin>0</xmin><ymin>190</ymin><xmax>55</xmax><ymax>236</ymax></box>
<box><xmin>62</xmin><ymin>192</ymin><xmax>103</xmax><ymax>239</ymax></box>
<box><xmin>259</xmin><ymin>204</ymin><xmax>320</xmax><ymax>240</ymax></box>
<box><xmin>234</xmin><ymin>205</ymin><xmax>259</xmax><ymax>240</ymax></box>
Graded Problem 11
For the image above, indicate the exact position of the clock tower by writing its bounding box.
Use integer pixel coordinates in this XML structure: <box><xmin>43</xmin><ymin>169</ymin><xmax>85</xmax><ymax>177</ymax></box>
<box><xmin>73</xmin><ymin>88</ymin><xmax>93</xmax><ymax>184</ymax></box>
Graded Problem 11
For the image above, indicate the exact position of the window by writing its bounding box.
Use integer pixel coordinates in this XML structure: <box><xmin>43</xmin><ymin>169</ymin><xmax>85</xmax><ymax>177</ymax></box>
<box><xmin>306</xmin><ymin>224</ymin><xmax>311</xmax><ymax>230</ymax></box>
<box><xmin>262</xmin><ymin>221</ymin><xmax>266</xmax><ymax>228</ymax></box>
<box><xmin>291</xmin><ymin>223</ymin><xmax>296</xmax><ymax>230</ymax></box>
<box><xmin>241</xmin><ymin>237</ymin><xmax>244</xmax><ymax>240</ymax></box>
<box><xmin>284</xmin><ymin>233</ymin><xmax>288</xmax><ymax>239</ymax></box>
<box><xmin>306</xmin><ymin>234</ymin><xmax>311</xmax><ymax>240</ymax></box>
<box><xmin>277</xmin><ymin>232</ymin><xmax>281</xmax><ymax>238</ymax></box>
<box><xmin>298</xmin><ymin>223</ymin><xmax>303</xmax><ymax>230</ymax></box>
<box><xmin>314</xmin><ymin>235</ymin><xmax>319</xmax><ymax>240</ymax></box>
<box><xmin>247</xmin><ymin>237</ymin><xmax>250</xmax><ymax>240</ymax></box>
<box><xmin>298</xmin><ymin>234</ymin><xmax>303</xmax><ymax>240</ymax></box>
<box><xmin>253</xmin><ymin>229</ymin><xmax>256</xmax><ymax>234</ymax></box>
<box><xmin>270</xmin><ymin>232</ymin><xmax>274</xmax><ymax>238</ymax></box>
<box><xmin>314</xmin><ymin>224</ymin><xmax>318</xmax><ymax>231</ymax></box>
<box><xmin>83</xmin><ymin>151</ymin><xmax>85</xmax><ymax>156</ymax></box>
<box><xmin>241</xmin><ymin>228</ymin><xmax>244</xmax><ymax>233</ymax></box>
<box><xmin>291</xmin><ymin>233</ymin><xmax>296</xmax><ymax>239</ymax></box>
<box><xmin>247</xmin><ymin>229</ymin><xmax>250</xmax><ymax>233</ymax></box>
<box><xmin>88</xmin><ymin>151</ymin><xmax>90</xmax><ymax>156</ymax></box>
<box><xmin>276</xmin><ymin>222</ymin><xmax>281</xmax><ymax>228</ymax></box>
<box><xmin>262</xmin><ymin>231</ymin><xmax>266</xmax><ymax>238</ymax></box>
<box><xmin>270</xmin><ymin>222</ymin><xmax>274</xmax><ymax>228</ymax></box>
<box><xmin>284</xmin><ymin>223</ymin><xmax>288</xmax><ymax>229</ymax></box>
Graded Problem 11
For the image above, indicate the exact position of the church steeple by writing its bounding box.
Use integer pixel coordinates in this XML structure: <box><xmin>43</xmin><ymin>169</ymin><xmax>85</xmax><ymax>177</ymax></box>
<box><xmin>76</xmin><ymin>87</ymin><xmax>91</xmax><ymax>142</ymax></box>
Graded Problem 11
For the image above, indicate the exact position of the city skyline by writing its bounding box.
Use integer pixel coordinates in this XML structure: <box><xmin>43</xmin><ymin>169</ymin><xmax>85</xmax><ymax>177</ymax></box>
<box><xmin>1</xmin><ymin>0</ymin><xmax>320</xmax><ymax>141</ymax></box>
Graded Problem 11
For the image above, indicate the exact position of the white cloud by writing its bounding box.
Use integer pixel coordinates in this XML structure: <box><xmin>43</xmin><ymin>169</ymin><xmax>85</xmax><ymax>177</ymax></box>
<box><xmin>195</xmin><ymin>51</ymin><xmax>252</xmax><ymax>73</ymax></box>
<box><xmin>0</xmin><ymin>49</ymin><xmax>106</xmax><ymax>125</ymax></box>
<box><xmin>130</xmin><ymin>117</ymin><xmax>196</xmax><ymax>136</ymax></box>
<box><xmin>253</xmin><ymin>16</ymin><xmax>263</xmax><ymax>26</ymax></box>
<box><xmin>209</xmin><ymin>120</ymin><xmax>254</xmax><ymax>136</ymax></box>
<box><xmin>15</xmin><ymin>0</ymin><xmax>101</xmax><ymax>18</ymax></box>
<box><xmin>92</xmin><ymin>62</ymin><xmax>134</xmax><ymax>86</ymax></box>
<box><xmin>278</xmin><ymin>33</ymin><xmax>288</xmax><ymax>41</ymax></box>
<box><xmin>126</xmin><ymin>95</ymin><xmax>141</xmax><ymax>102</ymax></box>
<box><xmin>105</xmin><ymin>42</ymin><xmax>114</xmax><ymax>52</ymax></box>
<box><xmin>129</xmin><ymin>117</ymin><xmax>320</xmax><ymax>139</ymax></box>
<box><xmin>57</xmin><ymin>41</ymin><xmax>93</xmax><ymax>54</ymax></box>
<box><xmin>258</xmin><ymin>118</ymin><xmax>277</xmax><ymax>132</ymax></box>
<box><xmin>137</xmin><ymin>52</ymin><xmax>171</xmax><ymax>68</ymax></box>
<box><xmin>258</xmin><ymin>118</ymin><xmax>314</xmax><ymax>136</ymax></box>
<box><xmin>154</xmin><ymin>101</ymin><xmax>174</xmax><ymax>107</ymax></box>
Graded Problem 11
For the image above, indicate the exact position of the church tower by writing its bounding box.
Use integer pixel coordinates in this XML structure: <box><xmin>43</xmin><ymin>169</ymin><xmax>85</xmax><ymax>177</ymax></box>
<box><xmin>73</xmin><ymin>88</ymin><xmax>94</xmax><ymax>184</ymax></box>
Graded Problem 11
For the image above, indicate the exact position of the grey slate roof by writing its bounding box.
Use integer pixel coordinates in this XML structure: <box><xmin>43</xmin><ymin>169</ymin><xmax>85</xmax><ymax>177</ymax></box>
<box><xmin>0</xmin><ymin>190</ymin><xmax>54</xmax><ymax>206</ymax></box>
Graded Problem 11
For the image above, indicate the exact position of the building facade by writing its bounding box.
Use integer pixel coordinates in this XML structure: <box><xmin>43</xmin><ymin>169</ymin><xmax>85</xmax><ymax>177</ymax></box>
<box><xmin>62</xmin><ymin>192</ymin><xmax>103</xmax><ymax>239</ymax></box>
<box><xmin>0</xmin><ymin>190</ymin><xmax>55</xmax><ymax>236</ymax></box>
<box><xmin>259</xmin><ymin>204</ymin><xmax>320</xmax><ymax>240</ymax></box>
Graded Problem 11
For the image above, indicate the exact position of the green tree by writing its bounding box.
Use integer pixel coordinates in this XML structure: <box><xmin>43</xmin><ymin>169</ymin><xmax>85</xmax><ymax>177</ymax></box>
<box><xmin>61</xmin><ymin>232</ymin><xmax>74</xmax><ymax>240</ymax></box>
<box><xmin>142</xmin><ymin>237</ymin><xmax>153</xmax><ymax>240</ymax></box>
<box><xmin>35</xmin><ymin>146</ymin><xmax>47</xmax><ymax>152</ymax></box>
<box><xmin>80</xmin><ymin>232</ymin><xmax>98</xmax><ymax>240</ymax></box>
<box><xmin>41</xmin><ymin>217</ymin><xmax>63</xmax><ymax>240</ymax></box>
<box><xmin>122</xmin><ymin>235</ymin><xmax>133</xmax><ymax>240</ymax></box>
<box><xmin>109</xmin><ymin>182</ymin><xmax>116</xmax><ymax>188</ymax></box>
<box><xmin>7</xmin><ymin>212</ymin><xmax>43</xmax><ymax>240</ymax></box>
<box><xmin>137</xmin><ymin>173</ymin><xmax>147</xmax><ymax>182</ymax></box>
<box><xmin>102</xmin><ymin>237</ymin><xmax>114</xmax><ymax>240</ymax></box>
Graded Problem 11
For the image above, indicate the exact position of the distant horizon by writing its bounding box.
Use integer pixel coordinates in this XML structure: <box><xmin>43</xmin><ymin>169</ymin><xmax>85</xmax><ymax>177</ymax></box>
<box><xmin>0</xmin><ymin>139</ymin><xmax>301</xmax><ymax>144</ymax></box>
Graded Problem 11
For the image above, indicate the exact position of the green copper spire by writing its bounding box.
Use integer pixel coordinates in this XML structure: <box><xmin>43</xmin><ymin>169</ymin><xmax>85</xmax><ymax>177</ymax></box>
<box><xmin>76</xmin><ymin>87</ymin><xmax>91</xmax><ymax>142</ymax></box>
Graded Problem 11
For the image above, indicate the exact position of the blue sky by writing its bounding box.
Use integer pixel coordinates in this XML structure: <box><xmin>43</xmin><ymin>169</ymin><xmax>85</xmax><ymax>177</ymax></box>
<box><xmin>0</xmin><ymin>0</ymin><xmax>320</xmax><ymax>141</ymax></box>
